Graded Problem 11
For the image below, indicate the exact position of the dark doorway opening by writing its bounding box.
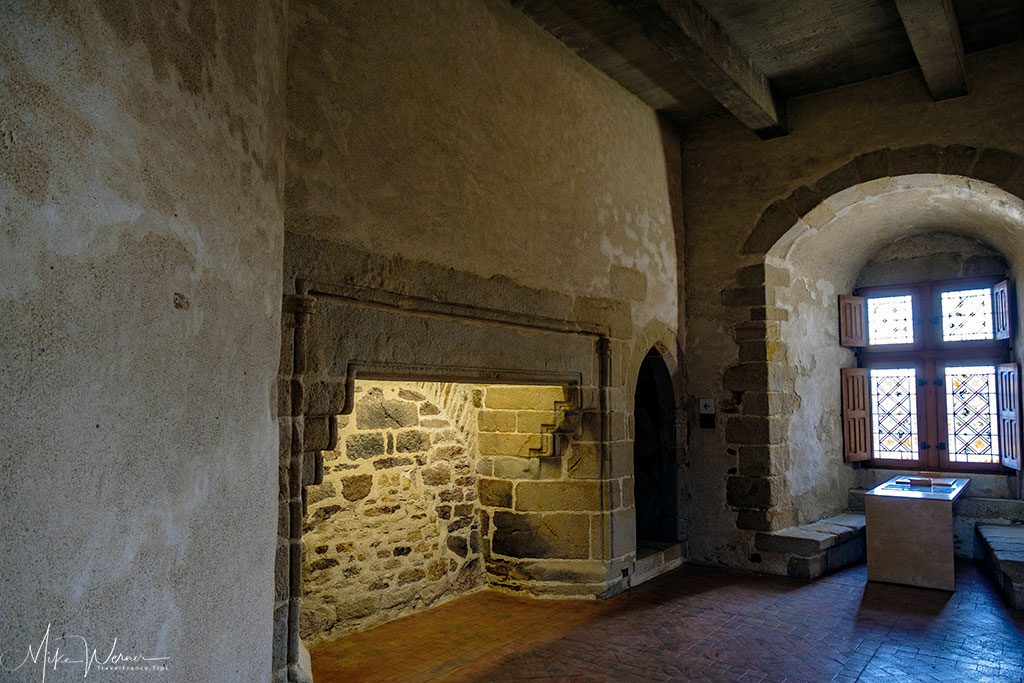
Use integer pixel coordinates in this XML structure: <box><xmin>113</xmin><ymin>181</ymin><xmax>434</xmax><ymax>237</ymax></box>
<box><xmin>633</xmin><ymin>348</ymin><xmax>678</xmax><ymax>548</ymax></box>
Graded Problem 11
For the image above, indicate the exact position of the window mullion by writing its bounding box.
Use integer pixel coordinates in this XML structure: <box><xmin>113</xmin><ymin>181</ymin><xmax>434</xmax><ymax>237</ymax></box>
<box><xmin>922</xmin><ymin>359</ymin><xmax>940</xmax><ymax>470</ymax></box>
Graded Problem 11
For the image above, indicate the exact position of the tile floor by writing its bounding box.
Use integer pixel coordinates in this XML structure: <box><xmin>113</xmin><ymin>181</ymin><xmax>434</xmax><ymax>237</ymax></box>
<box><xmin>309</xmin><ymin>560</ymin><xmax>1024</xmax><ymax>682</ymax></box>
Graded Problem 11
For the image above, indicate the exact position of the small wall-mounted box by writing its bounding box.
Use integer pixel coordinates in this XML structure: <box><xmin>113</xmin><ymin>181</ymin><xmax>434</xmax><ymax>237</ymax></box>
<box><xmin>698</xmin><ymin>398</ymin><xmax>715</xmax><ymax>429</ymax></box>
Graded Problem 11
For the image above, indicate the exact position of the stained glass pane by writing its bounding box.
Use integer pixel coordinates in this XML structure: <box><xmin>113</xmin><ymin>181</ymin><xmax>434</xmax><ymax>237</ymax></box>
<box><xmin>945</xmin><ymin>365</ymin><xmax>1000</xmax><ymax>464</ymax></box>
<box><xmin>870</xmin><ymin>368</ymin><xmax>919</xmax><ymax>460</ymax></box>
<box><xmin>941</xmin><ymin>288</ymin><xmax>994</xmax><ymax>342</ymax></box>
<box><xmin>867</xmin><ymin>295</ymin><xmax>914</xmax><ymax>345</ymax></box>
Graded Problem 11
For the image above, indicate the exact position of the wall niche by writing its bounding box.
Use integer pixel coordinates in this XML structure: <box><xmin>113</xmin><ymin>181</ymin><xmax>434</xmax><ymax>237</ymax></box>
<box><xmin>300</xmin><ymin>379</ymin><xmax>577</xmax><ymax>643</ymax></box>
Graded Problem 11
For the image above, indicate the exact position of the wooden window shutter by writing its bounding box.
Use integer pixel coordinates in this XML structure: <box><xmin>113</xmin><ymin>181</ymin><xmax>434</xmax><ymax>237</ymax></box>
<box><xmin>842</xmin><ymin>367</ymin><xmax>872</xmax><ymax>462</ymax></box>
<box><xmin>997</xmin><ymin>363</ymin><xmax>1021</xmax><ymax>471</ymax></box>
<box><xmin>839</xmin><ymin>295</ymin><xmax>867</xmax><ymax>347</ymax></box>
<box><xmin>993</xmin><ymin>279</ymin><xmax>1014</xmax><ymax>341</ymax></box>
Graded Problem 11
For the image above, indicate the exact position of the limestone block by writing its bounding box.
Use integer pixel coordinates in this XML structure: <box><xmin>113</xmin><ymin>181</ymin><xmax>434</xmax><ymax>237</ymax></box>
<box><xmin>723</xmin><ymin>363</ymin><xmax>769</xmax><ymax>392</ymax></box>
<box><xmin>721</xmin><ymin>286</ymin><xmax>766</xmax><ymax>307</ymax></box>
<box><xmin>565</xmin><ymin>442</ymin><xmax>602</xmax><ymax>479</ymax></box>
<box><xmin>737</xmin><ymin>445</ymin><xmax>787</xmax><ymax>477</ymax></box>
<box><xmin>478</xmin><ymin>478</ymin><xmax>513</xmax><ymax>508</ymax></box>
<box><xmin>743</xmin><ymin>202</ymin><xmax>800</xmax><ymax>254</ymax></box>
<box><xmin>726</xmin><ymin>475</ymin><xmax>777</xmax><ymax>510</ymax></box>
<box><xmin>821</xmin><ymin>513</ymin><xmax>867</xmax><ymax>531</ymax></box>
<box><xmin>446</xmin><ymin>536</ymin><xmax>468</xmax><ymax>557</ymax></box>
<box><xmin>491</xmin><ymin>511</ymin><xmax>590</xmax><ymax>559</ymax></box>
<box><xmin>346</xmin><ymin>433</ymin><xmax>385</xmax><ymax>459</ymax></box>
<box><xmin>826</xmin><ymin>535</ymin><xmax>866</xmax><ymax>574</ymax></box>
<box><xmin>749</xmin><ymin>306</ymin><xmax>788</xmax><ymax>321</ymax></box>
<box><xmin>355</xmin><ymin>395</ymin><xmax>419</xmax><ymax>429</ymax></box>
<box><xmin>812</xmin><ymin>163</ymin><xmax>861</xmax><ymax>200</ymax></box>
<box><xmin>306</xmin><ymin>481</ymin><xmax>337</xmax><ymax>505</ymax></box>
<box><xmin>737</xmin><ymin>341</ymin><xmax>788</xmax><ymax>364</ymax></box>
<box><xmin>484</xmin><ymin>385</ymin><xmax>567</xmax><ymax>410</ymax></box>
<box><xmin>787</xmin><ymin>552</ymin><xmax>827</xmax><ymax>579</ymax></box>
<box><xmin>398</xmin><ymin>389</ymin><xmax>426</xmax><ymax>401</ymax></box>
<box><xmin>479</xmin><ymin>432</ymin><xmax>549</xmax><ymax>457</ymax></box>
<box><xmin>304</xmin><ymin>416</ymin><xmax>332</xmax><ymax>452</ymax></box>
<box><xmin>516</xmin><ymin>410</ymin><xmax>559</xmax><ymax>433</ymax></box>
<box><xmin>971</xmin><ymin>148</ymin><xmax>1021</xmax><ymax>186</ymax></box>
<box><xmin>803</xmin><ymin>522</ymin><xmax>857</xmax><ymax>543</ymax></box>
<box><xmin>278</xmin><ymin>377</ymin><xmax>291</xmax><ymax>416</ymax></box>
<box><xmin>340</xmin><ymin>474</ymin><xmax>371</xmax><ymax>501</ymax></box>
<box><xmin>620</xmin><ymin>477</ymin><xmax>635</xmax><ymax>507</ymax></box>
<box><xmin>734</xmin><ymin>320</ymin><xmax>781</xmax><ymax>342</ymax></box>
<box><xmin>305</xmin><ymin>380</ymin><xmax>347</xmax><ymax>417</ymax></box>
<box><xmin>724</xmin><ymin>415</ymin><xmax>784</xmax><ymax>445</ymax></box>
<box><xmin>421</xmin><ymin>463</ymin><xmax>450</xmax><ymax>486</ymax></box>
<box><xmin>515</xmin><ymin>481</ymin><xmax>603</xmax><ymax>512</ymax></box>
<box><xmin>755</xmin><ymin>527</ymin><xmax>836</xmax><ymax>555</ymax></box>
<box><xmin>395</xmin><ymin>429</ymin><xmax>431</xmax><ymax>452</ymax></box>
<box><xmin>478</xmin><ymin>409</ymin><xmax>516</xmax><ymax>432</ymax></box>
<box><xmin>611</xmin><ymin>507</ymin><xmax>635</xmax><ymax>558</ymax></box>
<box><xmin>607</xmin><ymin>441</ymin><xmax>632</xmax><ymax>478</ymax></box>
<box><xmin>854</xmin><ymin>149</ymin><xmax>890</xmax><ymax>180</ymax></box>
<box><xmin>274</xmin><ymin>542</ymin><xmax>290</xmax><ymax>603</ymax></box>
<box><xmin>373</xmin><ymin>456</ymin><xmax>414</xmax><ymax>470</ymax></box>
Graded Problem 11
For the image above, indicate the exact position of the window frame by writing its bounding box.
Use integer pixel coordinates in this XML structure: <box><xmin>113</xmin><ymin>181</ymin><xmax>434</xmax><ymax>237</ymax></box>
<box><xmin>855</xmin><ymin>276</ymin><xmax>1012</xmax><ymax>474</ymax></box>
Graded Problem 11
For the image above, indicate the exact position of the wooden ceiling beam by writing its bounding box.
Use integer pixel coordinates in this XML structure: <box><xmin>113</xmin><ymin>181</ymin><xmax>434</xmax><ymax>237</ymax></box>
<box><xmin>894</xmin><ymin>0</ymin><xmax>968</xmax><ymax>100</ymax></box>
<box><xmin>605</xmin><ymin>0</ymin><xmax>786</xmax><ymax>138</ymax></box>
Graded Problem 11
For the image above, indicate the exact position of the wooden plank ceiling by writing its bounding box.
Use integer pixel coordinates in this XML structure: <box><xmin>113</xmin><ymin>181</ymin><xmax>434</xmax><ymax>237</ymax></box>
<box><xmin>512</xmin><ymin>0</ymin><xmax>1024</xmax><ymax>137</ymax></box>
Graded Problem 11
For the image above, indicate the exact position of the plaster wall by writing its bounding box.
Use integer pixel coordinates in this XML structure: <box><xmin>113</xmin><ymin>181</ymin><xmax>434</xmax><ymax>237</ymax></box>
<box><xmin>856</xmin><ymin>232</ymin><xmax>1008</xmax><ymax>288</ymax></box>
<box><xmin>285</xmin><ymin>0</ymin><xmax>683</xmax><ymax>348</ymax></box>
<box><xmin>682</xmin><ymin>43</ymin><xmax>1024</xmax><ymax>569</ymax></box>
<box><xmin>0</xmin><ymin>2</ymin><xmax>285</xmax><ymax>680</ymax></box>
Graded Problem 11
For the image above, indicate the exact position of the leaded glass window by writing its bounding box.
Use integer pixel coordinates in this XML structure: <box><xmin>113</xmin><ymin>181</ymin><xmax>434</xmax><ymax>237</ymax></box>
<box><xmin>869</xmin><ymin>368</ymin><xmax>919</xmax><ymax>460</ymax></box>
<box><xmin>941</xmin><ymin>288</ymin><xmax>994</xmax><ymax>342</ymax></box>
<box><xmin>866</xmin><ymin>295</ymin><xmax>914</xmax><ymax>345</ymax></box>
<box><xmin>945</xmin><ymin>365</ymin><xmax>1000</xmax><ymax>464</ymax></box>
<box><xmin>847</xmin><ymin>276</ymin><xmax>1015</xmax><ymax>472</ymax></box>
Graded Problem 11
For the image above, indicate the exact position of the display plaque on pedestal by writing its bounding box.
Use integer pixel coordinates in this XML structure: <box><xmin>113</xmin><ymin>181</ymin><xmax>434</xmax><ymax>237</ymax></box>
<box><xmin>865</xmin><ymin>475</ymin><xmax>970</xmax><ymax>591</ymax></box>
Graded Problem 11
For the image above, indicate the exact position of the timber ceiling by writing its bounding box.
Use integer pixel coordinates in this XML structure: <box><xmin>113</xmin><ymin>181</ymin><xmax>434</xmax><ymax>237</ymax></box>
<box><xmin>511</xmin><ymin>0</ymin><xmax>1024</xmax><ymax>136</ymax></box>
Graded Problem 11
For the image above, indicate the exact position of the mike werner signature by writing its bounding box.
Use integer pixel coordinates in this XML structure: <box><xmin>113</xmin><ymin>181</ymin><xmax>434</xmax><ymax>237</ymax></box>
<box><xmin>0</xmin><ymin>623</ymin><xmax>169</xmax><ymax>681</ymax></box>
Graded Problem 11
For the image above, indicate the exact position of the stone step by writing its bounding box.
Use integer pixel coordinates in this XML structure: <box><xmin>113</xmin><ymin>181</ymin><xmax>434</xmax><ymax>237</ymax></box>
<box><xmin>754</xmin><ymin>512</ymin><xmax>866</xmax><ymax>580</ymax></box>
<box><xmin>977</xmin><ymin>524</ymin><xmax>1024</xmax><ymax>609</ymax></box>
<box><xmin>755</xmin><ymin>513</ymin><xmax>866</xmax><ymax>557</ymax></box>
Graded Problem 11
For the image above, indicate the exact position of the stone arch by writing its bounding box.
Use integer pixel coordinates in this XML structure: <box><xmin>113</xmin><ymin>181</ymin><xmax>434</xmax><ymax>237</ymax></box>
<box><xmin>742</xmin><ymin>145</ymin><xmax>1024</xmax><ymax>256</ymax></box>
<box><xmin>722</xmin><ymin>149</ymin><xmax>1024</xmax><ymax>534</ymax></box>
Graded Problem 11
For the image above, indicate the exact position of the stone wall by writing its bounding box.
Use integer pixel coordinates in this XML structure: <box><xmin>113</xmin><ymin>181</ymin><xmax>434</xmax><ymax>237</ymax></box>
<box><xmin>278</xmin><ymin>0</ymin><xmax>686</xmax><ymax>671</ymax></box>
<box><xmin>301</xmin><ymin>381</ymin><xmax>483</xmax><ymax>643</ymax></box>
<box><xmin>1</xmin><ymin>2</ymin><xmax>286</xmax><ymax>680</ymax></box>
<box><xmin>299</xmin><ymin>379</ymin><xmax>631</xmax><ymax>641</ymax></box>
<box><xmin>682</xmin><ymin>42</ymin><xmax>1024</xmax><ymax>571</ymax></box>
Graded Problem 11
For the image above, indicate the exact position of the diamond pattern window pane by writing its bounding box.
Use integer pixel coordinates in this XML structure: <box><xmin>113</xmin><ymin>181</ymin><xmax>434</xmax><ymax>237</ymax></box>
<box><xmin>941</xmin><ymin>288</ymin><xmax>994</xmax><ymax>342</ymax></box>
<box><xmin>870</xmin><ymin>368</ymin><xmax>919</xmax><ymax>460</ymax></box>
<box><xmin>945</xmin><ymin>366</ymin><xmax>1000</xmax><ymax>464</ymax></box>
<box><xmin>867</xmin><ymin>295</ymin><xmax>914</xmax><ymax>345</ymax></box>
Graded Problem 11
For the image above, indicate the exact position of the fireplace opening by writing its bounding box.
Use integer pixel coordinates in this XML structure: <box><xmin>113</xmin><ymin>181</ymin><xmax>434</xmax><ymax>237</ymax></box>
<box><xmin>633</xmin><ymin>348</ymin><xmax>679</xmax><ymax>555</ymax></box>
<box><xmin>298</xmin><ymin>379</ymin><xmax>578</xmax><ymax>644</ymax></box>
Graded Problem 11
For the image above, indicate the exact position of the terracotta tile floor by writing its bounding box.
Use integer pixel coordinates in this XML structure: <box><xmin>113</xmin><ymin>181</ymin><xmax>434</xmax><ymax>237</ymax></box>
<box><xmin>310</xmin><ymin>560</ymin><xmax>1024</xmax><ymax>682</ymax></box>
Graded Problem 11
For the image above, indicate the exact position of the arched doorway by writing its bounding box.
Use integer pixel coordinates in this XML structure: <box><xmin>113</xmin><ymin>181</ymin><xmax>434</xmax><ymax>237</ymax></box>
<box><xmin>633</xmin><ymin>347</ymin><xmax>679</xmax><ymax>548</ymax></box>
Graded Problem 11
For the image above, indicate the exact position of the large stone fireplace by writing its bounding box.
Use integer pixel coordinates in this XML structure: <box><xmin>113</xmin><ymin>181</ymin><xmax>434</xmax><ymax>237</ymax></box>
<box><xmin>273</xmin><ymin>233</ymin><xmax>686</xmax><ymax>681</ymax></box>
